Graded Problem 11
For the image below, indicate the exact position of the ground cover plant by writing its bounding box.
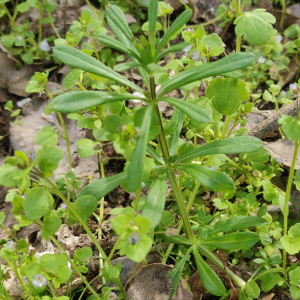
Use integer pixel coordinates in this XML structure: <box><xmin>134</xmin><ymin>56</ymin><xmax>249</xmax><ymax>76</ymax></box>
<box><xmin>1</xmin><ymin>0</ymin><xmax>300</xmax><ymax>299</ymax></box>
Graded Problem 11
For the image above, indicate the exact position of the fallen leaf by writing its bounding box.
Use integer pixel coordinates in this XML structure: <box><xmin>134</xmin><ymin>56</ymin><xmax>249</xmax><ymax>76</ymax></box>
<box><xmin>125</xmin><ymin>263</ymin><xmax>193</xmax><ymax>300</ymax></box>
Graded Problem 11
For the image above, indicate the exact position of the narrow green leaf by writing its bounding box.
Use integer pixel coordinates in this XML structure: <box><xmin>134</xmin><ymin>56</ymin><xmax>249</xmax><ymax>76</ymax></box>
<box><xmin>53</xmin><ymin>46</ymin><xmax>143</xmax><ymax>93</ymax></box>
<box><xmin>128</xmin><ymin>104</ymin><xmax>154</xmax><ymax>192</ymax></box>
<box><xmin>148</xmin><ymin>0</ymin><xmax>158</xmax><ymax>37</ymax></box>
<box><xmin>177</xmin><ymin>136</ymin><xmax>263</xmax><ymax>163</ymax></box>
<box><xmin>175</xmin><ymin>164</ymin><xmax>234</xmax><ymax>194</ymax></box>
<box><xmin>155</xmin><ymin>234</ymin><xmax>191</xmax><ymax>245</ymax></box>
<box><xmin>208</xmin><ymin>216</ymin><xmax>268</xmax><ymax>235</ymax></box>
<box><xmin>106</xmin><ymin>5</ymin><xmax>134</xmax><ymax>47</ymax></box>
<box><xmin>199</xmin><ymin>232</ymin><xmax>260</xmax><ymax>250</ymax></box>
<box><xmin>52</xmin><ymin>91</ymin><xmax>145</xmax><ymax>113</ymax></box>
<box><xmin>155</xmin><ymin>10</ymin><xmax>192</xmax><ymax>58</ymax></box>
<box><xmin>69</xmin><ymin>195</ymin><xmax>98</xmax><ymax>225</ymax></box>
<box><xmin>167</xmin><ymin>247</ymin><xmax>193</xmax><ymax>300</ymax></box>
<box><xmin>157</xmin><ymin>53</ymin><xmax>255</xmax><ymax>97</ymax></box>
<box><xmin>142</xmin><ymin>174</ymin><xmax>167</xmax><ymax>228</ymax></box>
<box><xmin>106</xmin><ymin>5</ymin><xmax>150</xmax><ymax>91</ymax></box>
<box><xmin>78</xmin><ymin>172</ymin><xmax>128</xmax><ymax>200</ymax></box>
<box><xmin>114</xmin><ymin>62</ymin><xmax>144</xmax><ymax>72</ymax></box>
<box><xmin>147</xmin><ymin>144</ymin><xmax>165</xmax><ymax>165</ymax></box>
<box><xmin>193</xmin><ymin>247</ymin><xmax>226</xmax><ymax>296</ymax></box>
<box><xmin>161</xmin><ymin>97</ymin><xmax>211</xmax><ymax>123</ymax></box>
<box><xmin>156</xmin><ymin>42</ymin><xmax>190</xmax><ymax>62</ymax></box>
<box><xmin>97</xmin><ymin>34</ymin><xmax>141</xmax><ymax>61</ymax></box>
<box><xmin>169</xmin><ymin>109</ymin><xmax>185</xmax><ymax>156</ymax></box>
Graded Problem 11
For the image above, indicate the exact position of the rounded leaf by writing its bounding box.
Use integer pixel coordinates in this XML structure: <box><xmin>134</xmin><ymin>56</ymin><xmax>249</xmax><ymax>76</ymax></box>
<box><xmin>206</xmin><ymin>78</ymin><xmax>249</xmax><ymax>115</ymax></box>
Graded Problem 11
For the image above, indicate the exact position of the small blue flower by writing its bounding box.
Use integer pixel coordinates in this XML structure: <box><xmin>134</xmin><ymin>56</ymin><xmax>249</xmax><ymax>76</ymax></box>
<box><xmin>27</xmin><ymin>153</ymin><xmax>35</xmax><ymax>161</ymax></box>
<box><xmin>192</xmin><ymin>51</ymin><xmax>199</xmax><ymax>60</ymax></box>
<box><xmin>32</xmin><ymin>274</ymin><xmax>47</xmax><ymax>288</ymax></box>
<box><xmin>6</xmin><ymin>241</ymin><xmax>14</xmax><ymax>249</ymax></box>
<box><xmin>85</xmin><ymin>111</ymin><xmax>91</xmax><ymax>118</ymax></box>
<box><xmin>209</xmin><ymin>167</ymin><xmax>216</xmax><ymax>171</ymax></box>
<box><xmin>275</xmin><ymin>158</ymin><xmax>283</xmax><ymax>164</ymax></box>
<box><xmin>128</xmin><ymin>233</ymin><xmax>140</xmax><ymax>245</ymax></box>
<box><xmin>60</xmin><ymin>203</ymin><xmax>67</xmax><ymax>209</ymax></box>
<box><xmin>183</xmin><ymin>45</ymin><xmax>191</xmax><ymax>52</ymax></box>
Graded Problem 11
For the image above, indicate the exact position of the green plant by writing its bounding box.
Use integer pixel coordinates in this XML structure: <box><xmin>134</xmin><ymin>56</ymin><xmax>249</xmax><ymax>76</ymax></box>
<box><xmin>48</xmin><ymin>2</ymin><xmax>269</xmax><ymax>297</ymax></box>
<box><xmin>1</xmin><ymin>1</ymin><xmax>300</xmax><ymax>299</ymax></box>
<box><xmin>0</xmin><ymin>0</ymin><xmax>59</xmax><ymax>65</ymax></box>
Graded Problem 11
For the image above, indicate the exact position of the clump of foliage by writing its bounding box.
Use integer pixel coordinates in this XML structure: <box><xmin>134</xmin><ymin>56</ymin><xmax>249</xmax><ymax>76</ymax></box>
<box><xmin>0</xmin><ymin>0</ymin><xmax>300</xmax><ymax>299</ymax></box>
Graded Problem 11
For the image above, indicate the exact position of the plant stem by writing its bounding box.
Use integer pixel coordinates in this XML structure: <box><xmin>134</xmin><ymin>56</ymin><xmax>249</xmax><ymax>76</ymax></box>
<box><xmin>42</xmin><ymin>178</ymin><xmax>125</xmax><ymax>296</ymax></box>
<box><xmin>5</xmin><ymin>259</ymin><xmax>29</xmax><ymax>293</ymax></box>
<box><xmin>220</xmin><ymin>115</ymin><xmax>231</xmax><ymax>139</ymax></box>
<box><xmin>236</xmin><ymin>0</ymin><xmax>242</xmax><ymax>53</ymax></box>
<box><xmin>1</xmin><ymin>4</ymin><xmax>20</xmax><ymax>34</ymax></box>
<box><xmin>162</xmin><ymin>181</ymin><xmax>201</xmax><ymax>263</ymax></box>
<box><xmin>0</xmin><ymin>224</ymin><xmax>17</xmax><ymax>242</ymax></box>
<box><xmin>108</xmin><ymin>237</ymin><xmax>121</xmax><ymax>261</ymax></box>
<box><xmin>45</xmin><ymin>88</ymin><xmax>72</xmax><ymax>172</ymax></box>
<box><xmin>150</xmin><ymin>76</ymin><xmax>195</xmax><ymax>243</ymax></box>
<box><xmin>133</xmin><ymin>186</ymin><xmax>142</xmax><ymax>211</ymax></box>
<box><xmin>150</xmin><ymin>77</ymin><xmax>246</xmax><ymax>287</ymax></box>
<box><xmin>197</xmin><ymin>244</ymin><xmax>246</xmax><ymax>288</ymax></box>
<box><xmin>283</xmin><ymin>140</ymin><xmax>299</xmax><ymax>270</ymax></box>
<box><xmin>39</xmin><ymin>224</ymin><xmax>101</xmax><ymax>298</ymax></box>
<box><xmin>187</xmin><ymin>10</ymin><xmax>228</xmax><ymax>29</ymax></box>
<box><xmin>280</xmin><ymin>0</ymin><xmax>286</xmax><ymax>29</ymax></box>
<box><xmin>48</xmin><ymin>12</ymin><xmax>61</xmax><ymax>38</ymax></box>
<box><xmin>56</xmin><ymin>112</ymin><xmax>72</xmax><ymax>172</ymax></box>
<box><xmin>91</xmin><ymin>38</ymin><xmax>101</xmax><ymax>61</ymax></box>
<box><xmin>37</xmin><ymin>0</ymin><xmax>44</xmax><ymax>58</ymax></box>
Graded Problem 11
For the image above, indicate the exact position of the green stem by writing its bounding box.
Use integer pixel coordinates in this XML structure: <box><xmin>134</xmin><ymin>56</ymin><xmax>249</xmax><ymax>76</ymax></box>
<box><xmin>85</xmin><ymin>0</ymin><xmax>99</xmax><ymax>19</ymax></box>
<box><xmin>5</xmin><ymin>259</ymin><xmax>29</xmax><ymax>293</ymax></box>
<box><xmin>236</xmin><ymin>0</ymin><xmax>241</xmax><ymax>16</ymax></box>
<box><xmin>283</xmin><ymin>140</ymin><xmax>299</xmax><ymax>270</ymax></box>
<box><xmin>220</xmin><ymin>115</ymin><xmax>231</xmax><ymax>139</ymax></box>
<box><xmin>12</xmin><ymin>0</ymin><xmax>18</xmax><ymax>21</ymax></box>
<box><xmin>1</xmin><ymin>4</ymin><xmax>20</xmax><ymax>34</ymax></box>
<box><xmin>197</xmin><ymin>244</ymin><xmax>246</xmax><ymax>288</ymax></box>
<box><xmin>91</xmin><ymin>38</ymin><xmax>101</xmax><ymax>61</ymax></box>
<box><xmin>48</xmin><ymin>12</ymin><xmax>61</xmax><ymax>38</ymax></box>
<box><xmin>162</xmin><ymin>181</ymin><xmax>201</xmax><ymax>263</ymax></box>
<box><xmin>280</xmin><ymin>0</ymin><xmax>286</xmax><ymax>29</ymax></box>
<box><xmin>56</xmin><ymin>112</ymin><xmax>72</xmax><ymax>172</ymax></box>
<box><xmin>41</xmin><ymin>225</ymin><xmax>101</xmax><ymax>298</ymax></box>
<box><xmin>252</xmin><ymin>267</ymin><xmax>286</xmax><ymax>282</ymax></box>
<box><xmin>37</xmin><ymin>0</ymin><xmax>44</xmax><ymax>58</ymax></box>
<box><xmin>45</xmin><ymin>88</ymin><xmax>72</xmax><ymax>172</ymax></box>
<box><xmin>236</xmin><ymin>0</ymin><xmax>241</xmax><ymax>53</ymax></box>
<box><xmin>150</xmin><ymin>77</ymin><xmax>194</xmax><ymax>243</ymax></box>
<box><xmin>187</xmin><ymin>10</ymin><xmax>228</xmax><ymax>29</ymax></box>
<box><xmin>167</xmin><ymin>169</ymin><xmax>195</xmax><ymax>242</ymax></box>
<box><xmin>0</xmin><ymin>224</ymin><xmax>17</xmax><ymax>242</ymax></box>
<box><xmin>42</xmin><ymin>178</ymin><xmax>125</xmax><ymax>296</ymax></box>
<box><xmin>133</xmin><ymin>186</ymin><xmax>142</xmax><ymax>211</ymax></box>
<box><xmin>108</xmin><ymin>237</ymin><xmax>121</xmax><ymax>260</ymax></box>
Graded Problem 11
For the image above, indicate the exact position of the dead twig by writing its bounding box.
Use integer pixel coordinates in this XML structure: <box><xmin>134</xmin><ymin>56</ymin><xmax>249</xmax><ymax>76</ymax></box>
<box><xmin>245</xmin><ymin>99</ymin><xmax>300</xmax><ymax>139</ymax></box>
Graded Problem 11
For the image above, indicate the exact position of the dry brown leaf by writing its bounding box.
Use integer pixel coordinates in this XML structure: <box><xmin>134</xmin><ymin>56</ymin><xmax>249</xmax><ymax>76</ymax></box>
<box><xmin>125</xmin><ymin>263</ymin><xmax>193</xmax><ymax>300</ymax></box>
<box><xmin>260</xmin><ymin>293</ymin><xmax>275</xmax><ymax>300</ymax></box>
